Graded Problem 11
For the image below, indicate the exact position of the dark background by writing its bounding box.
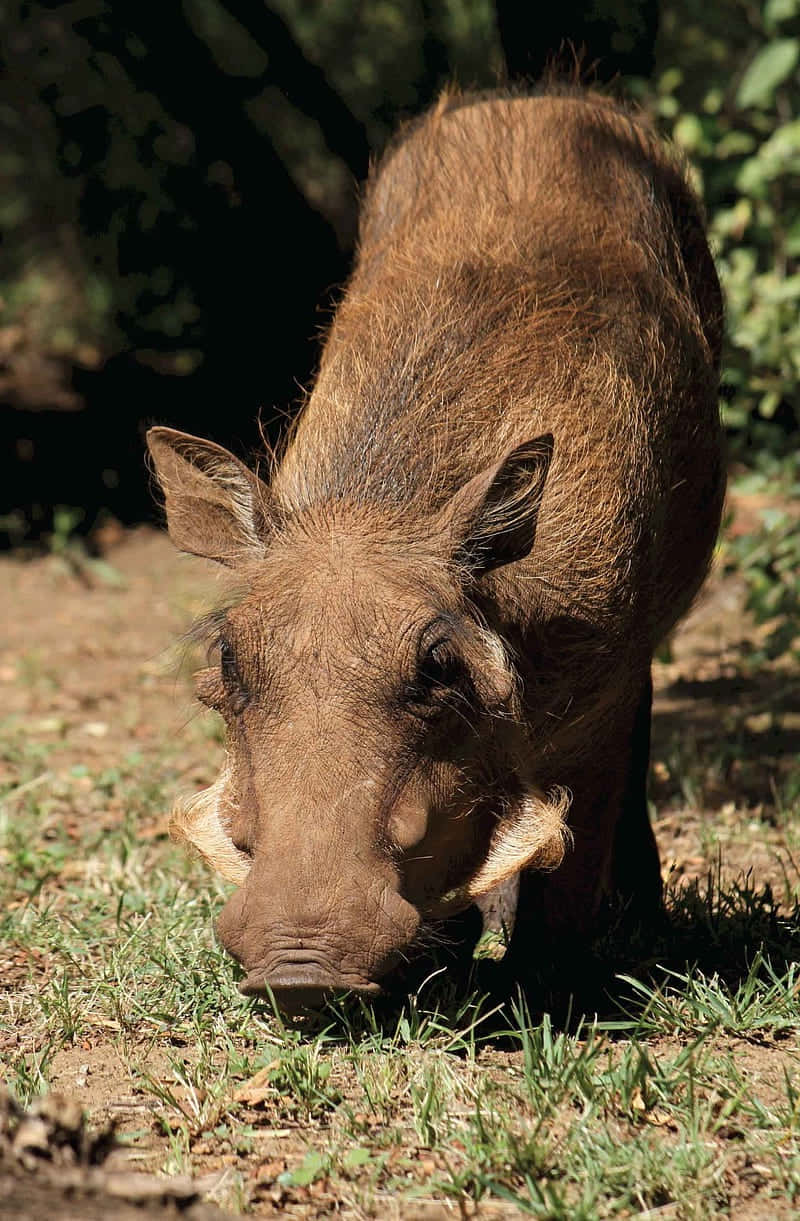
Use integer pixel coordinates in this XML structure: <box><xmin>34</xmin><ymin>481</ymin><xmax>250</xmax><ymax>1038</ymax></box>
<box><xmin>0</xmin><ymin>0</ymin><xmax>797</xmax><ymax>544</ymax></box>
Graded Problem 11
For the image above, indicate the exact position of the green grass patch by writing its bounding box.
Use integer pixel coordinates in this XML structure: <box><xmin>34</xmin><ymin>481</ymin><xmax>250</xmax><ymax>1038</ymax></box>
<box><xmin>2</xmin><ymin>728</ymin><xmax>800</xmax><ymax>1216</ymax></box>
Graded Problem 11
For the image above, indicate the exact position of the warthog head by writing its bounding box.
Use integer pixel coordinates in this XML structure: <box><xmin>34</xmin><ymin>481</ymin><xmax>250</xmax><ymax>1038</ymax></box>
<box><xmin>148</xmin><ymin>427</ymin><xmax>569</xmax><ymax>1010</ymax></box>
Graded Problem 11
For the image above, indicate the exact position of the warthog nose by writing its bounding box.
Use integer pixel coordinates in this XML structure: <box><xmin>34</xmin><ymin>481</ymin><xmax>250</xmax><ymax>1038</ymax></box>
<box><xmin>238</xmin><ymin>963</ymin><xmax>382</xmax><ymax>1013</ymax></box>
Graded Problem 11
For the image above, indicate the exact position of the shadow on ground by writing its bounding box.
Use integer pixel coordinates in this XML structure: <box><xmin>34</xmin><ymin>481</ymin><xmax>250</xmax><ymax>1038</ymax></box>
<box><xmin>252</xmin><ymin>872</ymin><xmax>800</xmax><ymax>1043</ymax></box>
<box><xmin>652</xmin><ymin>658</ymin><xmax>800</xmax><ymax>811</ymax></box>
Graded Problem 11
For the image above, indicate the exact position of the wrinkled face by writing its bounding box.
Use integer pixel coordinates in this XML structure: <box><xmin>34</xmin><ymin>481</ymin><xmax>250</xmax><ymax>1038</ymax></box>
<box><xmin>148</xmin><ymin>427</ymin><xmax>568</xmax><ymax>1010</ymax></box>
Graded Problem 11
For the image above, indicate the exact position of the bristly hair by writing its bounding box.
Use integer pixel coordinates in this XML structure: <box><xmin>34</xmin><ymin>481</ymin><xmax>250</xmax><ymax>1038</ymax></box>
<box><xmin>270</xmin><ymin>86</ymin><xmax>721</xmax><ymax>629</ymax></box>
<box><xmin>183</xmin><ymin>597</ymin><xmax>243</xmax><ymax>652</ymax></box>
<box><xmin>406</xmin><ymin>916</ymin><xmax>461</xmax><ymax>960</ymax></box>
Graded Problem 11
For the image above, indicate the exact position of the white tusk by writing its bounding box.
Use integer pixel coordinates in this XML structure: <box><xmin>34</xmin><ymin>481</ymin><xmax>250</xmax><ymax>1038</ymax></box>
<box><xmin>168</xmin><ymin>762</ymin><xmax>251</xmax><ymax>885</ymax></box>
<box><xmin>473</xmin><ymin>873</ymin><xmax>520</xmax><ymax>961</ymax></box>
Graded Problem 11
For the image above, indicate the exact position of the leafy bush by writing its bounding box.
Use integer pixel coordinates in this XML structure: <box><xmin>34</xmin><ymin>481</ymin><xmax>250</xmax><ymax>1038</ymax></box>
<box><xmin>643</xmin><ymin>0</ymin><xmax>800</xmax><ymax>444</ymax></box>
<box><xmin>723</xmin><ymin>455</ymin><xmax>800</xmax><ymax>663</ymax></box>
<box><xmin>636</xmin><ymin>1</ymin><xmax>800</xmax><ymax>660</ymax></box>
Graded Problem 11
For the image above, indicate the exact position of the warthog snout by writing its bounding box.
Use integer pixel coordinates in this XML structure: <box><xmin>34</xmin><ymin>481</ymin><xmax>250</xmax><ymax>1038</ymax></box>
<box><xmin>214</xmin><ymin>854</ymin><xmax>422</xmax><ymax>1012</ymax></box>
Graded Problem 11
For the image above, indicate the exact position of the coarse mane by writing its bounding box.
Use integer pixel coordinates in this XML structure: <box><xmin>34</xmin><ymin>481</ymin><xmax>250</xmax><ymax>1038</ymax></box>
<box><xmin>273</xmin><ymin>89</ymin><xmax>714</xmax><ymax>508</ymax></box>
<box><xmin>265</xmin><ymin>86</ymin><xmax>721</xmax><ymax>652</ymax></box>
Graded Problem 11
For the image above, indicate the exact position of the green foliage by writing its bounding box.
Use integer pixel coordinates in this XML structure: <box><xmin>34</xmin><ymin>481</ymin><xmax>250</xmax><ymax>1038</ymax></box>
<box><xmin>723</xmin><ymin>457</ymin><xmax>800</xmax><ymax>663</ymax></box>
<box><xmin>273</xmin><ymin>0</ymin><xmax>501</xmax><ymax>137</ymax></box>
<box><xmin>1</xmin><ymin>0</ymin><xmax>796</xmax><ymax>448</ymax></box>
<box><xmin>635</xmin><ymin>1</ymin><xmax>800</xmax><ymax>659</ymax></box>
<box><xmin>737</xmin><ymin>36</ymin><xmax>799</xmax><ymax>109</ymax></box>
<box><xmin>0</xmin><ymin>0</ymin><xmax>501</xmax><ymax>378</ymax></box>
<box><xmin>643</xmin><ymin>0</ymin><xmax>800</xmax><ymax>441</ymax></box>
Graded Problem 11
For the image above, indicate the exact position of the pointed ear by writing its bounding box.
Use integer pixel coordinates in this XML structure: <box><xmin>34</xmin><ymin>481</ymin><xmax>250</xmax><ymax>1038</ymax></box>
<box><xmin>444</xmin><ymin>434</ymin><xmax>553</xmax><ymax>575</ymax></box>
<box><xmin>146</xmin><ymin>427</ymin><xmax>273</xmax><ymax>566</ymax></box>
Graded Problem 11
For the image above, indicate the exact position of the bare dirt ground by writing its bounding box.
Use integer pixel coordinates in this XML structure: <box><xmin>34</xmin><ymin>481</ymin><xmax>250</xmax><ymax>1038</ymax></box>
<box><xmin>1</xmin><ymin>516</ymin><xmax>799</xmax><ymax>1217</ymax></box>
<box><xmin>0</xmin><ymin>527</ymin><xmax>218</xmax><ymax>793</ymax></box>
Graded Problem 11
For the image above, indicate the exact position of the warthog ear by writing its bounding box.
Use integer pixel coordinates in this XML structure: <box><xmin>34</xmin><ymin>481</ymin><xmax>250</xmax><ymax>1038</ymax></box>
<box><xmin>147</xmin><ymin>427</ymin><xmax>272</xmax><ymax>566</ymax></box>
<box><xmin>445</xmin><ymin>434</ymin><xmax>553</xmax><ymax>575</ymax></box>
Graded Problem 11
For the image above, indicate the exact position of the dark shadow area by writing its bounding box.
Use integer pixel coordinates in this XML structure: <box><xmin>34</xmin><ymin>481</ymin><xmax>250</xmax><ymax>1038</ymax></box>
<box><xmin>300</xmin><ymin>875</ymin><xmax>800</xmax><ymax>1041</ymax></box>
<box><xmin>496</xmin><ymin>0</ymin><xmax>658</xmax><ymax>81</ymax></box>
<box><xmin>652</xmin><ymin>668</ymin><xmax>800</xmax><ymax>810</ymax></box>
<box><xmin>1</xmin><ymin>1</ymin><xmax>668</xmax><ymax>546</ymax></box>
<box><xmin>1</xmin><ymin>352</ymin><xmax>323</xmax><ymax>541</ymax></box>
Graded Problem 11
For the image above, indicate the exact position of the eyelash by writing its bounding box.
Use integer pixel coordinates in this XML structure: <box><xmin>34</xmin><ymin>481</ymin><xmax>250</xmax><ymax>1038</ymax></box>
<box><xmin>405</xmin><ymin>636</ymin><xmax>467</xmax><ymax>716</ymax></box>
<box><xmin>219</xmin><ymin>640</ymin><xmax>249</xmax><ymax>713</ymax></box>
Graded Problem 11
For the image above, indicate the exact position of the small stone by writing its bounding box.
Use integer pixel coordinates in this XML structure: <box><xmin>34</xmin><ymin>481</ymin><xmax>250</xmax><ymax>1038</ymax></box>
<box><xmin>82</xmin><ymin>721</ymin><xmax>109</xmax><ymax>737</ymax></box>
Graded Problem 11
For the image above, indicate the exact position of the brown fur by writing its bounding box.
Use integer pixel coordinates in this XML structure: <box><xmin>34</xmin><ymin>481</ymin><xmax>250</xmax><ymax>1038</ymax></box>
<box><xmin>147</xmin><ymin>88</ymin><xmax>723</xmax><ymax>1005</ymax></box>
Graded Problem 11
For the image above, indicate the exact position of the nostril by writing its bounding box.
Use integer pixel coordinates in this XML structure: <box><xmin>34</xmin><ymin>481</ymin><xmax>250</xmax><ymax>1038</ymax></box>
<box><xmin>239</xmin><ymin>963</ymin><xmax>382</xmax><ymax>1013</ymax></box>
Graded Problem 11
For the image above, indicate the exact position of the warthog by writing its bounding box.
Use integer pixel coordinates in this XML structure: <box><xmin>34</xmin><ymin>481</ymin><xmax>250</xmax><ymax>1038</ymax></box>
<box><xmin>148</xmin><ymin>88</ymin><xmax>723</xmax><ymax>1011</ymax></box>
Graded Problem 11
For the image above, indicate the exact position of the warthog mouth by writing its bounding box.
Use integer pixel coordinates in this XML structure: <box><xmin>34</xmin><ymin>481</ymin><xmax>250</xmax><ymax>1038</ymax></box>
<box><xmin>239</xmin><ymin>962</ymin><xmax>383</xmax><ymax>1013</ymax></box>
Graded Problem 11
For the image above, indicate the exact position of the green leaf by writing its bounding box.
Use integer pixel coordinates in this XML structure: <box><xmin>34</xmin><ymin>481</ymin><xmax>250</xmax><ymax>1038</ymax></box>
<box><xmin>715</xmin><ymin>131</ymin><xmax>757</xmax><ymax>158</ymax></box>
<box><xmin>658</xmin><ymin>67</ymin><xmax>683</xmax><ymax>94</ymax></box>
<box><xmin>765</xmin><ymin>0</ymin><xmax>800</xmax><ymax>29</ymax></box>
<box><xmin>343</xmin><ymin>1146</ymin><xmax>374</xmax><ymax>1169</ymax></box>
<box><xmin>279</xmin><ymin>1150</ymin><xmax>327</xmax><ymax>1187</ymax></box>
<box><xmin>673</xmin><ymin>113</ymin><xmax>704</xmax><ymax>153</ymax></box>
<box><xmin>737</xmin><ymin>39</ymin><xmax>799</xmax><ymax>109</ymax></box>
<box><xmin>787</xmin><ymin>218</ymin><xmax>800</xmax><ymax>256</ymax></box>
<box><xmin>759</xmin><ymin>389</ymin><xmax>781</xmax><ymax>418</ymax></box>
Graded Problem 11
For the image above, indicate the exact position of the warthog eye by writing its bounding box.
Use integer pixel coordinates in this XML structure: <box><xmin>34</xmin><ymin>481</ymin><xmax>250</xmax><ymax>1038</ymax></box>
<box><xmin>219</xmin><ymin>639</ymin><xmax>249</xmax><ymax>713</ymax></box>
<box><xmin>420</xmin><ymin>639</ymin><xmax>461</xmax><ymax>690</ymax></box>
<box><xmin>407</xmin><ymin>631</ymin><xmax>466</xmax><ymax>716</ymax></box>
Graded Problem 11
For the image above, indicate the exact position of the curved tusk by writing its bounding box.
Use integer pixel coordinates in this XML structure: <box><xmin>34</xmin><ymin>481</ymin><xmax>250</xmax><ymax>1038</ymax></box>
<box><xmin>473</xmin><ymin>873</ymin><xmax>520</xmax><ymax>961</ymax></box>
